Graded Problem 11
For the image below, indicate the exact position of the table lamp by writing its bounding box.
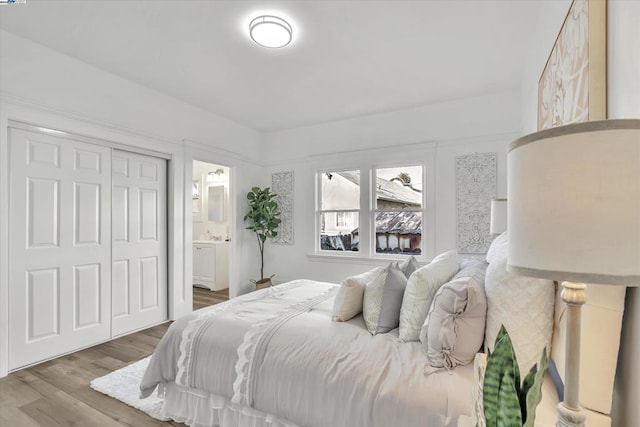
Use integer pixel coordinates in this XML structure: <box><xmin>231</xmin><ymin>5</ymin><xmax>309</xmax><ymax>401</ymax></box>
<box><xmin>490</xmin><ymin>198</ymin><xmax>507</xmax><ymax>235</ymax></box>
<box><xmin>507</xmin><ymin>119</ymin><xmax>640</xmax><ymax>426</ymax></box>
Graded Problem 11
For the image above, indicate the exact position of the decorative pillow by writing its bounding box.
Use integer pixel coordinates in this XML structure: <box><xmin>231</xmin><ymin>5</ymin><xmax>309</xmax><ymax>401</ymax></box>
<box><xmin>395</xmin><ymin>255</ymin><xmax>419</xmax><ymax>278</ymax></box>
<box><xmin>458</xmin><ymin>256</ymin><xmax>484</xmax><ymax>271</ymax></box>
<box><xmin>363</xmin><ymin>263</ymin><xmax>408</xmax><ymax>335</ymax></box>
<box><xmin>484</xmin><ymin>253</ymin><xmax>554</xmax><ymax>380</ymax></box>
<box><xmin>398</xmin><ymin>250</ymin><xmax>459</xmax><ymax>341</ymax></box>
<box><xmin>452</xmin><ymin>259</ymin><xmax>488</xmax><ymax>281</ymax></box>
<box><xmin>420</xmin><ymin>262</ymin><xmax>487</xmax><ymax>368</ymax></box>
<box><xmin>485</xmin><ymin>231</ymin><xmax>507</xmax><ymax>264</ymax></box>
<box><xmin>332</xmin><ymin>266</ymin><xmax>385</xmax><ymax>322</ymax></box>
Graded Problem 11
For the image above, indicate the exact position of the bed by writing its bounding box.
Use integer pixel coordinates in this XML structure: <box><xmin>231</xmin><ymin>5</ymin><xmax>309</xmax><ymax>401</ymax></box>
<box><xmin>140</xmin><ymin>279</ymin><xmax>475</xmax><ymax>427</ymax></box>
<box><xmin>140</xmin><ymin>239</ymin><xmax>627</xmax><ymax>427</ymax></box>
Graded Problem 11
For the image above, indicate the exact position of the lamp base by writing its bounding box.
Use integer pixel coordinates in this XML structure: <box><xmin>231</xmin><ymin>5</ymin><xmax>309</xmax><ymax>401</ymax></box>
<box><xmin>557</xmin><ymin>282</ymin><xmax>588</xmax><ymax>427</ymax></box>
<box><xmin>557</xmin><ymin>402</ymin><xmax>586</xmax><ymax>427</ymax></box>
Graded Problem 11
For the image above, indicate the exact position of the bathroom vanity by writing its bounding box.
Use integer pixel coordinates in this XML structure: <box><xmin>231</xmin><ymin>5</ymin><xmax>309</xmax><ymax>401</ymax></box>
<box><xmin>193</xmin><ymin>240</ymin><xmax>229</xmax><ymax>291</ymax></box>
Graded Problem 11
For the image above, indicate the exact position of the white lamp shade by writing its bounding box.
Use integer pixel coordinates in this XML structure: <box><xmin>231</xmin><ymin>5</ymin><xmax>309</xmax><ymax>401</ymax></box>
<box><xmin>490</xmin><ymin>199</ymin><xmax>508</xmax><ymax>234</ymax></box>
<box><xmin>507</xmin><ymin>119</ymin><xmax>640</xmax><ymax>286</ymax></box>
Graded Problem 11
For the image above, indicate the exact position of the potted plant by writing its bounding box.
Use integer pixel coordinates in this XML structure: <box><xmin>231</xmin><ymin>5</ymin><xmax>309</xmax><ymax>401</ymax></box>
<box><xmin>244</xmin><ymin>186</ymin><xmax>281</xmax><ymax>288</ymax></box>
<box><xmin>482</xmin><ymin>325</ymin><xmax>548</xmax><ymax>427</ymax></box>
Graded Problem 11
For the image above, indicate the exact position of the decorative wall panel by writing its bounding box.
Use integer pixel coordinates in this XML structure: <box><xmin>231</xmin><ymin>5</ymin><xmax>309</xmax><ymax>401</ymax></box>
<box><xmin>455</xmin><ymin>153</ymin><xmax>496</xmax><ymax>254</ymax></box>
<box><xmin>271</xmin><ymin>171</ymin><xmax>294</xmax><ymax>244</ymax></box>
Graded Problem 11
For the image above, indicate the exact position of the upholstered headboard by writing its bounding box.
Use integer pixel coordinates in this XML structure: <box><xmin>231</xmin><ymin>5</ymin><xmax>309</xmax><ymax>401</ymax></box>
<box><xmin>536</xmin><ymin>283</ymin><xmax>626</xmax><ymax>426</ymax></box>
<box><xmin>481</xmin><ymin>232</ymin><xmax>628</xmax><ymax>426</ymax></box>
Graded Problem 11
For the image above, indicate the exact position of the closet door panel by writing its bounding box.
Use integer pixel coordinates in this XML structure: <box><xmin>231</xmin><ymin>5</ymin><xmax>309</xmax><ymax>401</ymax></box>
<box><xmin>112</xmin><ymin>150</ymin><xmax>167</xmax><ymax>336</ymax></box>
<box><xmin>8</xmin><ymin>127</ymin><xmax>111</xmax><ymax>370</ymax></box>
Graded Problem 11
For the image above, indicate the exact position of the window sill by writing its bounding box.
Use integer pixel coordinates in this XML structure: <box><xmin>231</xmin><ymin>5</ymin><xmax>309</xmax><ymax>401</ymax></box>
<box><xmin>307</xmin><ymin>252</ymin><xmax>430</xmax><ymax>265</ymax></box>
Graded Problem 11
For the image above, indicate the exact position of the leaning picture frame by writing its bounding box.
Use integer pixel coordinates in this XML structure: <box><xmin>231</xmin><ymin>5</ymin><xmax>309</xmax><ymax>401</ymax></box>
<box><xmin>537</xmin><ymin>0</ymin><xmax>607</xmax><ymax>130</ymax></box>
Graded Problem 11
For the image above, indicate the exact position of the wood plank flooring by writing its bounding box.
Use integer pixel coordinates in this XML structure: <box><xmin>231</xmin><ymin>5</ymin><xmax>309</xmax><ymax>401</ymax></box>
<box><xmin>193</xmin><ymin>286</ymin><xmax>229</xmax><ymax>311</ymax></box>
<box><xmin>0</xmin><ymin>287</ymin><xmax>229</xmax><ymax>427</ymax></box>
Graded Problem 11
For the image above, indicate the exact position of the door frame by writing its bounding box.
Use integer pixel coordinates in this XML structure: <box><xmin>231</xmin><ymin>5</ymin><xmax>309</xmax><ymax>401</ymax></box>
<box><xmin>185</xmin><ymin>154</ymin><xmax>236</xmax><ymax>308</ymax></box>
<box><xmin>0</xmin><ymin>103</ymin><xmax>187</xmax><ymax>376</ymax></box>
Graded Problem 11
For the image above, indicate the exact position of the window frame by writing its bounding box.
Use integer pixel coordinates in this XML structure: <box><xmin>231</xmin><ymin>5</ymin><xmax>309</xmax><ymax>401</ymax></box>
<box><xmin>315</xmin><ymin>162</ymin><xmax>429</xmax><ymax>260</ymax></box>
<box><xmin>316</xmin><ymin>168</ymin><xmax>363</xmax><ymax>255</ymax></box>
<box><xmin>371</xmin><ymin>164</ymin><xmax>425</xmax><ymax>257</ymax></box>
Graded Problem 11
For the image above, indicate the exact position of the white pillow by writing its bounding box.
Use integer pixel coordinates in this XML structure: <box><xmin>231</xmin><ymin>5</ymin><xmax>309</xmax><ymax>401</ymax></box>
<box><xmin>485</xmin><ymin>231</ymin><xmax>507</xmax><ymax>264</ymax></box>
<box><xmin>421</xmin><ymin>263</ymin><xmax>487</xmax><ymax>368</ymax></box>
<box><xmin>398</xmin><ymin>250</ymin><xmax>459</xmax><ymax>342</ymax></box>
<box><xmin>484</xmin><ymin>255</ymin><xmax>555</xmax><ymax>380</ymax></box>
<box><xmin>332</xmin><ymin>266</ymin><xmax>384</xmax><ymax>322</ymax></box>
<box><xmin>363</xmin><ymin>263</ymin><xmax>408</xmax><ymax>335</ymax></box>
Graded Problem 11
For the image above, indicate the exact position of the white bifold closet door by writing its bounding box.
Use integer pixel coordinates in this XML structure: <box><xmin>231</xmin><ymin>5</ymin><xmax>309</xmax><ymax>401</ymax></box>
<box><xmin>111</xmin><ymin>150</ymin><xmax>167</xmax><ymax>336</ymax></box>
<box><xmin>9</xmin><ymin>128</ymin><xmax>112</xmax><ymax>369</ymax></box>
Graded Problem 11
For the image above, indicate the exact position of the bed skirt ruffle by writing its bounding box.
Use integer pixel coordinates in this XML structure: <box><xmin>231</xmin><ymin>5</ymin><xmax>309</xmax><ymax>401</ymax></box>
<box><xmin>162</xmin><ymin>382</ymin><xmax>300</xmax><ymax>427</ymax></box>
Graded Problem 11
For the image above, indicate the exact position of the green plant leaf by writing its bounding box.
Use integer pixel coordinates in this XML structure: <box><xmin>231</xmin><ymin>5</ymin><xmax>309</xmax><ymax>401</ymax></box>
<box><xmin>519</xmin><ymin>364</ymin><xmax>537</xmax><ymax>422</ymax></box>
<box><xmin>522</xmin><ymin>348</ymin><xmax>548</xmax><ymax>427</ymax></box>
<box><xmin>496</xmin><ymin>370</ymin><xmax>523</xmax><ymax>427</ymax></box>
<box><xmin>243</xmin><ymin>186</ymin><xmax>282</xmax><ymax>281</ymax></box>
<box><xmin>484</xmin><ymin>326</ymin><xmax>520</xmax><ymax>427</ymax></box>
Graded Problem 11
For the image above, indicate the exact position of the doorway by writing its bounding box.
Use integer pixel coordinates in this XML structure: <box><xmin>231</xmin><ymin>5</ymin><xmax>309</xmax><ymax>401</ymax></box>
<box><xmin>191</xmin><ymin>160</ymin><xmax>231</xmax><ymax>310</ymax></box>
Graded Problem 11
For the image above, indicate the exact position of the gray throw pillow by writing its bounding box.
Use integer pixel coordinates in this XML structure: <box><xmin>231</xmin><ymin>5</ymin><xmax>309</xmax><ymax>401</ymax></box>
<box><xmin>395</xmin><ymin>255</ymin><xmax>419</xmax><ymax>278</ymax></box>
<box><xmin>363</xmin><ymin>263</ymin><xmax>408</xmax><ymax>334</ymax></box>
<box><xmin>421</xmin><ymin>262</ymin><xmax>488</xmax><ymax>368</ymax></box>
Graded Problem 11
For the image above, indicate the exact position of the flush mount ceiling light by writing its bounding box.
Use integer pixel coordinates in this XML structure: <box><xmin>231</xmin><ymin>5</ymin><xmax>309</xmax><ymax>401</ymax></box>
<box><xmin>249</xmin><ymin>15</ymin><xmax>292</xmax><ymax>48</ymax></box>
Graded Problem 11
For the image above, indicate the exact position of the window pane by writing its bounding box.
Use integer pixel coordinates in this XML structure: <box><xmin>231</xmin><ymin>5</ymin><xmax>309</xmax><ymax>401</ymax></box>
<box><xmin>375</xmin><ymin>211</ymin><xmax>421</xmax><ymax>255</ymax></box>
<box><xmin>321</xmin><ymin>170</ymin><xmax>360</xmax><ymax>210</ymax></box>
<box><xmin>320</xmin><ymin>212</ymin><xmax>359</xmax><ymax>252</ymax></box>
<box><xmin>375</xmin><ymin>166</ymin><xmax>422</xmax><ymax>210</ymax></box>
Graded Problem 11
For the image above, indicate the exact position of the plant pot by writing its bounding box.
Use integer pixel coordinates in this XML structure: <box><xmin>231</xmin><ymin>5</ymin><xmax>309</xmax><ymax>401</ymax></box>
<box><xmin>255</xmin><ymin>278</ymin><xmax>272</xmax><ymax>290</ymax></box>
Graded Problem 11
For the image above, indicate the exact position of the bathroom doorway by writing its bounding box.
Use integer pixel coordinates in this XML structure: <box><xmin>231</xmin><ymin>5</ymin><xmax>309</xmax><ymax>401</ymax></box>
<box><xmin>191</xmin><ymin>160</ymin><xmax>231</xmax><ymax>310</ymax></box>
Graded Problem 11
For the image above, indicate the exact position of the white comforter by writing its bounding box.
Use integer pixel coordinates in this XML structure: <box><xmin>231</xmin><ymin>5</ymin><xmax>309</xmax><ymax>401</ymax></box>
<box><xmin>140</xmin><ymin>280</ymin><xmax>474</xmax><ymax>427</ymax></box>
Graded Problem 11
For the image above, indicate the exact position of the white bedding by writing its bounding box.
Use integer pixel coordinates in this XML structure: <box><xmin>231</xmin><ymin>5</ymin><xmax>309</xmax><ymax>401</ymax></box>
<box><xmin>141</xmin><ymin>279</ymin><xmax>475</xmax><ymax>427</ymax></box>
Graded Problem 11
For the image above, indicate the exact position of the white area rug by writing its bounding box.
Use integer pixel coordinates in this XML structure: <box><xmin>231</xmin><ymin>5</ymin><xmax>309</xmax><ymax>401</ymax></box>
<box><xmin>90</xmin><ymin>356</ymin><xmax>168</xmax><ymax>421</ymax></box>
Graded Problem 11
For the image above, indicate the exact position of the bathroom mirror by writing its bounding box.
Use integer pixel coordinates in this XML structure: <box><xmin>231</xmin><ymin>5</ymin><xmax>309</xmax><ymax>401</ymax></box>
<box><xmin>208</xmin><ymin>185</ymin><xmax>225</xmax><ymax>222</ymax></box>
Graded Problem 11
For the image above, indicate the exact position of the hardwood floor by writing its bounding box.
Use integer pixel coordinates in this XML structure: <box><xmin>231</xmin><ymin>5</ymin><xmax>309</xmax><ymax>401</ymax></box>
<box><xmin>0</xmin><ymin>287</ymin><xmax>229</xmax><ymax>427</ymax></box>
<box><xmin>193</xmin><ymin>286</ymin><xmax>229</xmax><ymax>311</ymax></box>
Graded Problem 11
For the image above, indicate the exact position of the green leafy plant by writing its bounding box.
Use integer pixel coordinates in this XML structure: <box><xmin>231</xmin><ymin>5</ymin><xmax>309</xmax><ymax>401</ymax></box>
<box><xmin>244</xmin><ymin>187</ymin><xmax>281</xmax><ymax>285</ymax></box>
<box><xmin>483</xmin><ymin>325</ymin><xmax>548</xmax><ymax>427</ymax></box>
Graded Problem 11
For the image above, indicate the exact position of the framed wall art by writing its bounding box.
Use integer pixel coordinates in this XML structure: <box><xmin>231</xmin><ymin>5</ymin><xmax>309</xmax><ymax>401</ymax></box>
<box><xmin>538</xmin><ymin>0</ymin><xmax>606</xmax><ymax>130</ymax></box>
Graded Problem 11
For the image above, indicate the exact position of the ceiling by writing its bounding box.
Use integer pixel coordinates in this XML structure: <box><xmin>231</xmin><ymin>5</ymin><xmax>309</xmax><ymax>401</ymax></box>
<box><xmin>0</xmin><ymin>0</ymin><xmax>545</xmax><ymax>132</ymax></box>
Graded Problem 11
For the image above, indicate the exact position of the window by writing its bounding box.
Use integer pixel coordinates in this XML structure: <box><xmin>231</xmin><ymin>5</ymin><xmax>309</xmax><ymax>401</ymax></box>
<box><xmin>374</xmin><ymin>166</ymin><xmax>423</xmax><ymax>255</ymax></box>
<box><xmin>316</xmin><ymin>165</ymin><xmax>424</xmax><ymax>256</ymax></box>
<box><xmin>319</xmin><ymin>170</ymin><xmax>360</xmax><ymax>252</ymax></box>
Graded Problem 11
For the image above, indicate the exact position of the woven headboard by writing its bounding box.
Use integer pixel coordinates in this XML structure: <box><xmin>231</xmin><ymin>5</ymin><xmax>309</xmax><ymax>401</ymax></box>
<box><xmin>549</xmin><ymin>283</ymin><xmax>626</xmax><ymax>425</ymax></box>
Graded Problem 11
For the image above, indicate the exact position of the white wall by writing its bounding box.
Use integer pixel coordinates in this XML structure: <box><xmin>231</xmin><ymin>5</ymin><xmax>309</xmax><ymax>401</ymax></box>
<box><xmin>261</xmin><ymin>91</ymin><xmax>518</xmax><ymax>285</ymax></box>
<box><xmin>519</xmin><ymin>1</ymin><xmax>640</xmax><ymax>425</ymax></box>
<box><xmin>608</xmin><ymin>2</ymin><xmax>640</xmax><ymax>426</ymax></box>
<box><xmin>0</xmin><ymin>30</ymin><xmax>262</xmax><ymax>157</ymax></box>
<box><xmin>0</xmin><ymin>30</ymin><xmax>264</xmax><ymax>375</ymax></box>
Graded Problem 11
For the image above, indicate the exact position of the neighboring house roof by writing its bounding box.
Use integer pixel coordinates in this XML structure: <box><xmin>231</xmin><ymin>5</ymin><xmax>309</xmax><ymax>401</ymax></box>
<box><xmin>352</xmin><ymin>211</ymin><xmax>422</xmax><ymax>235</ymax></box>
<box><xmin>375</xmin><ymin>211</ymin><xmax>422</xmax><ymax>234</ymax></box>
<box><xmin>338</xmin><ymin>171</ymin><xmax>421</xmax><ymax>207</ymax></box>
